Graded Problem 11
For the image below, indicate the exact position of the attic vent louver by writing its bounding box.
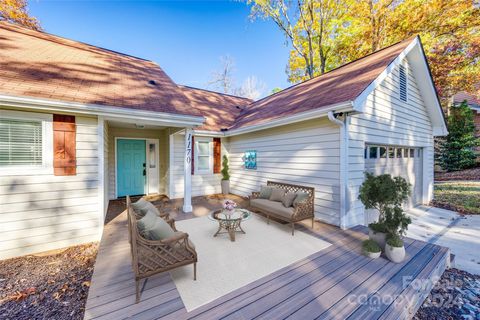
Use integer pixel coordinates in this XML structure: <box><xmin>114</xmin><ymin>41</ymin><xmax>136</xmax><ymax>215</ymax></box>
<box><xmin>148</xmin><ymin>80</ymin><xmax>157</xmax><ymax>86</ymax></box>
<box><xmin>399</xmin><ymin>65</ymin><xmax>407</xmax><ymax>102</ymax></box>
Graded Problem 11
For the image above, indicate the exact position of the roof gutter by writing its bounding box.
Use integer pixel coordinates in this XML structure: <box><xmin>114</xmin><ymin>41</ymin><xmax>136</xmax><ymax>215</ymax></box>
<box><xmin>0</xmin><ymin>93</ymin><xmax>205</xmax><ymax>127</ymax></box>
<box><xmin>223</xmin><ymin>101</ymin><xmax>354</xmax><ymax>137</ymax></box>
<box><xmin>327</xmin><ymin>111</ymin><xmax>349</xmax><ymax>230</ymax></box>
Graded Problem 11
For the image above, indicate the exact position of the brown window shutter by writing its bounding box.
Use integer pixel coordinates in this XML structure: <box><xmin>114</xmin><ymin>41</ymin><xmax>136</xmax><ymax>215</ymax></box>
<box><xmin>53</xmin><ymin>114</ymin><xmax>76</xmax><ymax>176</ymax></box>
<box><xmin>213</xmin><ymin>137</ymin><xmax>221</xmax><ymax>174</ymax></box>
<box><xmin>191</xmin><ymin>135</ymin><xmax>195</xmax><ymax>175</ymax></box>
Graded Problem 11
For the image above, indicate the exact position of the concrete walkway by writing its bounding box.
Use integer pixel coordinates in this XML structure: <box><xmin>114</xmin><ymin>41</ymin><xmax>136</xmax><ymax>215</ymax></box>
<box><xmin>406</xmin><ymin>206</ymin><xmax>480</xmax><ymax>275</ymax></box>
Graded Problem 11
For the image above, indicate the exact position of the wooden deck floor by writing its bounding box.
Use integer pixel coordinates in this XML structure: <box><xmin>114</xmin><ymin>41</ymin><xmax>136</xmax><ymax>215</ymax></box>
<box><xmin>84</xmin><ymin>206</ymin><xmax>449</xmax><ymax>320</ymax></box>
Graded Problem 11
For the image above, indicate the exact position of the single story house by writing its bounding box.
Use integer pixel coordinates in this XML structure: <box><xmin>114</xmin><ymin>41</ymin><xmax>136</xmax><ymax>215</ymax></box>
<box><xmin>0</xmin><ymin>22</ymin><xmax>447</xmax><ymax>259</ymax></box>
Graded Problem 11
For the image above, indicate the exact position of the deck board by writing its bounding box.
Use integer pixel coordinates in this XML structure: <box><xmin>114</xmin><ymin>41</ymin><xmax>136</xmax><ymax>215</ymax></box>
<box><xmin>84</xmin><ymin>208</ymin><xmax>449</xmax><ymax>320</ymax></box>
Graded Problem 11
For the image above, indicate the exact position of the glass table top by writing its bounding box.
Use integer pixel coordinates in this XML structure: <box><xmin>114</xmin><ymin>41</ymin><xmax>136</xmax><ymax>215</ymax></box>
<box><xmin>208</xmin><ymin>208</ymin><xmax>252</xmax><ymax>222</ymax></box>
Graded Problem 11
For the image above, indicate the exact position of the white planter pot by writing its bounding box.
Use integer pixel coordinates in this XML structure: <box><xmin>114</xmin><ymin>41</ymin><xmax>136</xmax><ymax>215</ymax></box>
<box><xmin>368</xmin><ymin>228</ymin><xmax>387</xmax><ymax>249</ymax></box>
<box><xmin>385</xmin><ymin>244</ymin><xmax>406</xmax><ymax>263</ymax></box>
<box><xmin>364</xmin><ymin>250</ymin><xmax>381</xmax><ymax>259</ymax></box>
<box><xmin>221</xmin><ymin>180</ymin><xmax>230</xmax><ymax>195</ymax></box>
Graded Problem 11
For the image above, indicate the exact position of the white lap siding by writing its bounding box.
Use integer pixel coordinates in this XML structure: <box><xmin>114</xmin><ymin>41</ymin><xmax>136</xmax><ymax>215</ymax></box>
<box><xmin>0</xmin><ymin>115</ymin><xmax>101</xmax><ymax>259</ymax></box>
<box><xmin>227</xmin><ymin>118</ymin><xmax>341</xmax><ymax>225</ymax></box>
<box><xmin>170</xmin><ymin>134</ymin><xmax>224</xmax><ymax>198</ymax></box>
<box><xmin>346</xmin><ymin>59</ymin><xmax>434</xmax><ymax>228</ymax></box>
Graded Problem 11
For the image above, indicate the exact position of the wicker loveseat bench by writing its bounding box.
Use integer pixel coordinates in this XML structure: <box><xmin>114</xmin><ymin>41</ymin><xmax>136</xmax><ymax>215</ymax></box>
<box><xmin>250</xmin><ymin>181</ymin><xmax>315</xmax><ymax>235</ymax></box>
<box><xmin>126</xmin><ymin>196</ymin><xmax>197</xmax><ymax>303</ymax></box>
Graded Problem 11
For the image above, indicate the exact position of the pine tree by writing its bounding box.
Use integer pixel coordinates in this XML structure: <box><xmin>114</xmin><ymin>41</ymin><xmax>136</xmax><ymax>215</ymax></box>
<box><xmin>437</xmin><ymin>101</ymin><xmax>479</xmax><ymax>171</ymax></box>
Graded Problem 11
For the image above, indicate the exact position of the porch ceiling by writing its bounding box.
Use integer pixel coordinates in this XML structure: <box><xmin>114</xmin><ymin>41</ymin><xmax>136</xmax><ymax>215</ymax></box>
<box><xmin>107</xmin><ymin>120</ymin><xmax>167</xmax><ymax>130</ymax></box>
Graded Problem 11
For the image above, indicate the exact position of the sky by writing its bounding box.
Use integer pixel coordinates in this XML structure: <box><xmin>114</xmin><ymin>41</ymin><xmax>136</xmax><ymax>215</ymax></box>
<box><xmin>28</xmin><ymin>0</ymin><xmax>292</xmax><ymax>96</ymax></box>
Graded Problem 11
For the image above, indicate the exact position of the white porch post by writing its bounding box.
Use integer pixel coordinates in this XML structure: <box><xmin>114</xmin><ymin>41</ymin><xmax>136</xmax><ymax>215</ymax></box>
<box><xmin>183</xmin><ymin>128</ymin><xmax>193</xmax><ymax>213</ymax></box>
<box><xmin>97</xmin><ymin>116</ymin><xmax>106</xmax><ymax>237</ymax></box>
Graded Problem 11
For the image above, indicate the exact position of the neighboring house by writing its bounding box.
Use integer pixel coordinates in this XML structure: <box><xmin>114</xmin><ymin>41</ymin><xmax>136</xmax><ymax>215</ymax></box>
<box><xmin>0</xmin><ymin>22</ymin><xmax>447</xmax><ymax>259</ymax></box>
<box><xmin>452</xmin><ymin>90</ymin><xmax>480</xmax><ymax>157</ymax></box>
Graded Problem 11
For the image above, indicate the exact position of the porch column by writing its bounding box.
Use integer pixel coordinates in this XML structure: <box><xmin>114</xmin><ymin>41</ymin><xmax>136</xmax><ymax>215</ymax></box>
<box><xmin>183</xmin><ymin>128</ymin><xmax>193</xmax><ymax>213</ymax></box>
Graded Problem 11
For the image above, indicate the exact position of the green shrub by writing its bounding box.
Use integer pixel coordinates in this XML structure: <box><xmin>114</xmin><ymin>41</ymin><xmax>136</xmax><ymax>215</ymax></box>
<box><xmin>221</xmin><ymin>155</ymin><xmax>230</xmax><ymax>181</ymax></box>
<box><xmin>362</xmin><ymin>239</ymin><xmax>381</xmax><ymax>253</ymax></box>
<box><xmin>437</xmin><ymin>101</ymin><xmax>479</xmax><ymax>171</ymax></box>
<box><xmin>359</xmin><ymin>173</ymin><xmax>412</xmax><ymax>236</ymax></box>
<box><xmin>369</xmin><ymin>221</ymin><xmax>387</xmax><ymax>233</ymax></box>
<box><xmin>386</xmin><ymin>234</ymin><xmax>404</xmax><ymax>248</ymax></box>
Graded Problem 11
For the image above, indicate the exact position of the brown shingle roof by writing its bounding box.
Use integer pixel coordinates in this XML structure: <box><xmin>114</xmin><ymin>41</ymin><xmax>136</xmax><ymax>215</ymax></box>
<box><xmin>453</xmin><ymin>91</ymin><xmax>480</xmax><ymax>108</ymax></box>
<box><xmin>230</xmin><ymin>37</ymin><xmax>416</xmax><ymax>130</ymax></box>
<box><xmin>0</xmin><ymin>22</ymin><xmax>419</xmax><ymax>132</ymax></box>
<box><xmin>0</xmin><ymin>22</ymin><xmax>201</xmax><ymax>117</ymax></box>
<box><xmin>179</xmin><ymin>86</ymin><xmax>252</xmax><ymax>131</ymax></box>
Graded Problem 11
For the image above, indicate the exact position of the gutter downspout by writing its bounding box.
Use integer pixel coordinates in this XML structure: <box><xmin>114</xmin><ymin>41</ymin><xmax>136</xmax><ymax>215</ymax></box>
<box><xmin>328</xmin><ymin>111</ymin><xmax>348</xmax><ymax>230</ymax></box>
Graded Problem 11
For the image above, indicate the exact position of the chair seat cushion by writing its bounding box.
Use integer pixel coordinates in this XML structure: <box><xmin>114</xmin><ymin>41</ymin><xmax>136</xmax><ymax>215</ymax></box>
<box><xmin>251</xmin><ymin>199</ymin><xmax>294</xmax><ymax>219</ymax></box>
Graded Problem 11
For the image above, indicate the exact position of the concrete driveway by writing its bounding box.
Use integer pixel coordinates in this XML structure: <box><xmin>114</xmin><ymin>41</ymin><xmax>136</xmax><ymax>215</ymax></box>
<box><xmin>406</xmin><ymin>206</ymin><xmax>480</xmax><ymax>275</ymax></box>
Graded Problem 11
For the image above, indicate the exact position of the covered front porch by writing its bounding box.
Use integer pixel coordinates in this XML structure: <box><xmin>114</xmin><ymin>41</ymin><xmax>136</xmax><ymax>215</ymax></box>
<box><xmin>100</xmin><ymin>114</ymin><xmax>200</xmax><ymax>215</ymax></box>
<box><xmin>84</xmin><ymin>195</ymin><xmax>450</xmax><ymax>320</ymax></box>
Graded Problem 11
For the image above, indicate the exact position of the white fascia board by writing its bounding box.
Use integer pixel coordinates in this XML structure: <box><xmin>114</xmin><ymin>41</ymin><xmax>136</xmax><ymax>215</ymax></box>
<box><xmin>192</xmin><ymin>130</ymin><xmax>225</xmax><ymax>137</ymax></box>
<box><xmin>354</xmin><ymin>37</ymin><xmax>419</xmax><ymax>112</ymax></box>
<box><xmin>223</xmin><ymin>101</ymin><xmax>354</xmax><ymax>137</ymax></box>
<box><xmin>0</xmin><ymin>93</ymin><xmax>205</xmax><ymax>127</ymax></box>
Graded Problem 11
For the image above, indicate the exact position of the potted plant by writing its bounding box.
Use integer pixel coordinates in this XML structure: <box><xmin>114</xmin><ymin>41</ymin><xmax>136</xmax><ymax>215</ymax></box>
<box><xmin>385</xmin><ymin>233</ymin><xmax>406</xmax><ymax>263</ymax></box>
<box><xmin>358</xmin><ymin>173</ymin><xmax>410</xmax><ymax>249</ymax></box>
<box><xmin>221</xmin><ymin>155</ymin><xmax>230</xmax><ymax>195</ymax></box>
<box><xmin>362</xmin><ymin>239</ymin><xmax>381</xmax><ymax>259</ymax></box>
<box><xmin>368</xmin><ymin>222</ymin><xmax>388</xmax><ymax>250</ymax></box>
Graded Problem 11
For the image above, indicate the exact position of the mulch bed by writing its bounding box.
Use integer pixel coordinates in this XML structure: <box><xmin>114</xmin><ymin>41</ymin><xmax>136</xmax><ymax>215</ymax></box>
<box><xmin>0</xmin><ymin>242</ymin><xmax>98</xmax><ymax>320</ymax></box>
<box><xmin>435</xmin><ymin>167</ymin><xmax>480</xmax><ymax>181</ymax></box>
<box><xmin>414</xmin><ymin>268</ymin><xmax>480</xmax><ymax>320</ymax></box>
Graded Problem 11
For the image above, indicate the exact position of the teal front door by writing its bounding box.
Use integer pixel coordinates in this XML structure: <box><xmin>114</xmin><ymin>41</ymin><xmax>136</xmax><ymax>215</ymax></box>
<box><xmin>117</xmin><ymin>139</ymin><xmax>146</xmax><ymax>197</ymax></box>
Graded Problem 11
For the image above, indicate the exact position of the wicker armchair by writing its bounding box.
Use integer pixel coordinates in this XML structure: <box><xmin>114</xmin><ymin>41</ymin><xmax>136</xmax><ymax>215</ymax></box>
<box><xmin>126</xmin><ymin>196</ymin><xmax>197</xmax><ymax>303</ymax></box>
<box><xmin>249</xmin><ymin>181</ymin><xmax>315</xmax><ymax>235</ymax></box>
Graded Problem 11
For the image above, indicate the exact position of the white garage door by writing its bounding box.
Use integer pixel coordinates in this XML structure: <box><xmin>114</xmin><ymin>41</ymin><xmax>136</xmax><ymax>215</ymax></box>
<box><xmin>364</xmin><ymin>145</ymin><xmax>423</xmax><ymax>209</ymax></box>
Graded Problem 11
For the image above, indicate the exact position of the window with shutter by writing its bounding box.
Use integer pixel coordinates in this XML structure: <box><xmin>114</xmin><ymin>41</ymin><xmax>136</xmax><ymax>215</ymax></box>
<box><xmin>0</xmin><ymin>110</ymin><xmax>53</xmax><ymax>173</ymax></box>
<box><xmin>53</xmin><ymin>114</ymin><xmax>76</xmax><ymax>176</ymax></box>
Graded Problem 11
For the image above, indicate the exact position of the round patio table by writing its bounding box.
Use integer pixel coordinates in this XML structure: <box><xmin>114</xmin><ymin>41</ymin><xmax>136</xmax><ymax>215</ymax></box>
<box><xmin>208</xmin><ymin>208</ymin><xmax>251</xmax><ymax>242</ymax></box>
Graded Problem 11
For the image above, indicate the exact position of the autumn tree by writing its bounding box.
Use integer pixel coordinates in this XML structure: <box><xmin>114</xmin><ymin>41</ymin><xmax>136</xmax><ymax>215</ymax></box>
<box><xmin>0</xmin><ymin>0</ymin><xmax>40</xmax><ymax>30</ymax></box>
<box><xmin>247</xmin><ymin>0</ymin><xmax>480</xmax><ymax>101</ymax></box>
<box><xmin>248</xmin><ymin>0</ymin><xmax>350</xmax><ymax>82</ymax></box>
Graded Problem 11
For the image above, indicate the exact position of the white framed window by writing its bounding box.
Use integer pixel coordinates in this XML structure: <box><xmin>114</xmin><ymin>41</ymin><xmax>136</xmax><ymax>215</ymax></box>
<box><xmin>194</xmin><ymin>137</ymin><xmax>213</xmax><ymax>174</ymax></box>
<box><xmin>0</xmin><ymin>110</ymin><xmax>53</xmax><ymax>175</ymax></box>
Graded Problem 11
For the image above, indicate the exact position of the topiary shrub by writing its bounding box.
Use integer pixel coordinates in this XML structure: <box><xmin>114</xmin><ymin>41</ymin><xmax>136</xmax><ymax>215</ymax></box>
<box><xmin>359</xmin><ymin>173</ymin><xmax>412</xmax><ymax>236</ymax></box>
<box><xmin>221</xmin><ymin>155</ymin><xmax>230</xmax><ymax>181</ymax></box>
